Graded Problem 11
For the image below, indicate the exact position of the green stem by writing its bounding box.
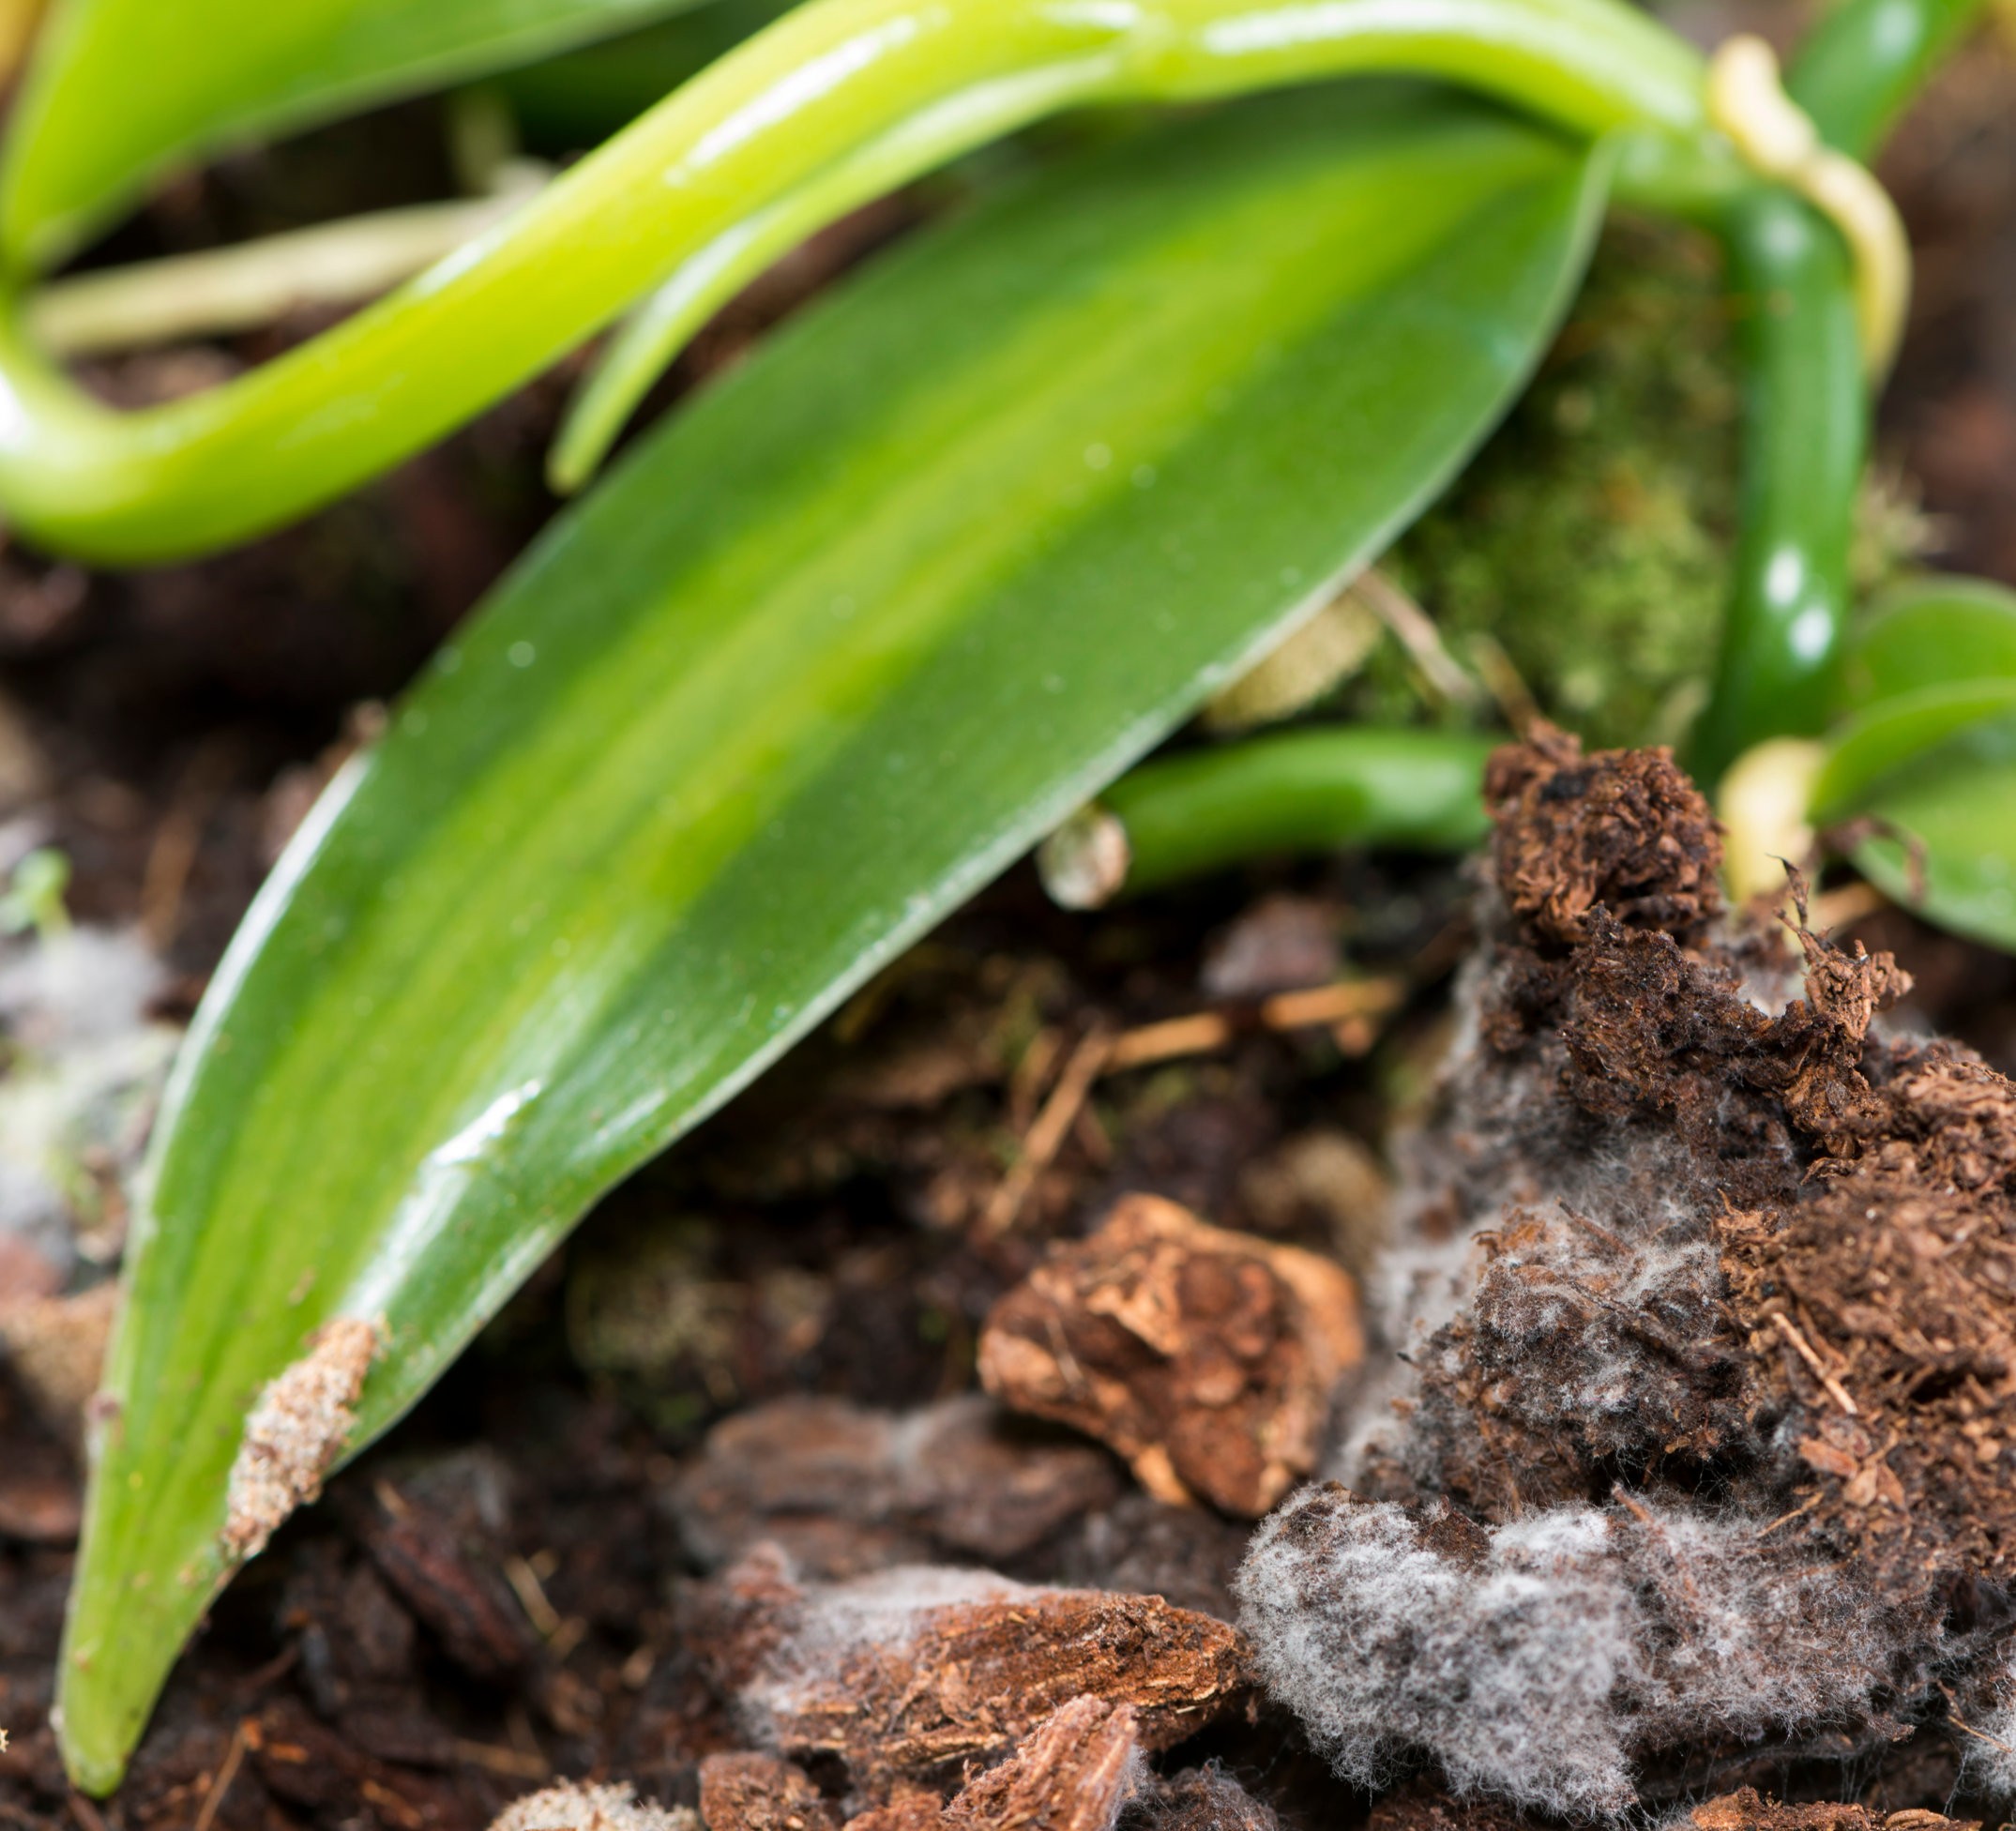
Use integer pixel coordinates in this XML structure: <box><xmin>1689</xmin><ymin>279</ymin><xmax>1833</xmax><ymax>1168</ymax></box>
<box><xmin>1690</xmin><ymin>0</ymin><xmax>1984</xmax><ymax>783</ymax></box>
<box><xmin>1041</xmin><ymin>725</ymin><xmax>1496</xmax><ymax>903</ymax></box>
<box><xmin>1689</xmin><ymin>188</ymin><xmax>1864</xmax><ymax>785</ymax></box>
<box><xmin>0</xmin><ymin>0</ymin><xmax>1716</xmax><ymax>563</ymax></box>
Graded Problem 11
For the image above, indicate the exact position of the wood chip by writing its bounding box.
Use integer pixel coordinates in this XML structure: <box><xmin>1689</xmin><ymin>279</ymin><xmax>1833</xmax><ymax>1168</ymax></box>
<box><xmin>979</xmin><ymin>1193</ymin><xmax>1362</xmax><ymax>1515</ymax></box>
<box><xmin>690</xmin><ymin>1550</ymin><xmax>1246</xmax><ymax>1793</ymax></box>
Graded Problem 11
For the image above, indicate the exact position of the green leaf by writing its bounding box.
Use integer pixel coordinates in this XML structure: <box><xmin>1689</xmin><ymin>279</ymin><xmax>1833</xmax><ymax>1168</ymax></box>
<box><xmin>1812</xmin><ymin>679</ymin><xmax>2016</xmax><ymax>822</ymax></box>
<box><xmin>1849</xmin><ymin>714</ymin><xmax>2016</xmax><ymax>951</ymax></box>
<box><xmin>2</xmin><ymin>0</ymin><xmax>705</xmax><ymax>267</ymax></box>
<box><xmin>60</xmin><ymin>83</ymin><xmax>1605</xmax><ymax>1792</ymax></box>
<box><xmin>1839</xmin><ymin>575</ymin><xmax>2016</xmax><ymax>712</ymax></box>
<box><xmin>1824</xmin><ymin>576</ymin><xmax>2016</xmax><ymax>952</ymax></box>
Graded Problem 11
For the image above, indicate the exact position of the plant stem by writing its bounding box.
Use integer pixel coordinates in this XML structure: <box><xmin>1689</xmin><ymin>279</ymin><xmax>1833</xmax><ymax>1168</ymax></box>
<box><xmin>0</xmin><ymin>0</ymin><xmax>1718</xmax><ymax>563</ymax></box>
<box><xmin>1690</xmin><ymin>0</ymin><xmax>1985</xmax><ymax>783</ymax></box>
<box><xmin>1039</xmin><ymin>726</ymin><xmax>1496</xmax><ymax>905</ymax></box>
<box><xmin>27</xmin><ymin>174</ymin><xmax>546</xmax><ymax>356</ymax></box>
<box><xmin>1689</xmin><ymin>188</ymin><xmax>1865</xmax><ymax>786</ymax></box>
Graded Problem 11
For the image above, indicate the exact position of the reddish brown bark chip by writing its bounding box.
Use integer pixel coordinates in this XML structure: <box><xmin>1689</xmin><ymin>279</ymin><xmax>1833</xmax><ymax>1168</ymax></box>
<box><xmin>690</xmin><ymin>1548</ymin><xmax>1247</xmax><ymax>1793</ymax></box>
<box><xmin>698</xmin><ymin>1752</ymin><xmax>841</xmax><ymax>1831</ymax></box>
<box><xmin>843</xmin><ymin>1792</ymin><xmax>948</xmax><ymax>1831</ymax></box>
<box><xmin>978</xmin><ymin>1193</ymin><xmax>1362</xmax><ymax>1515</ymax></box>
<box><xmin>943</xmin><ymin>1697</ymin><xmax>1142</xmax><ymax>1831</ymax></box>
<box><xmin>1484</xmin><ymin>721</ymin><xmax>1722</xmax><ymax>947</ymax></box>
<box><xmin>1690</xmin><ymin>1791</ymin><xmax>1977</xmax><ymax>1831</ymax></box>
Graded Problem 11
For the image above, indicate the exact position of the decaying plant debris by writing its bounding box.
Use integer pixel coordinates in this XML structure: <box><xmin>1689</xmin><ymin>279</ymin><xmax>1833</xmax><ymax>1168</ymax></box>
<box><xmin>978</xmin><ymin>1192</ymin><xmax>1363</xmax><ymax>1515</ymax></box>
<box><xmin>684</xmin><ymin>1544</ymin><xmax>1246</xmax><ymax>1793</ymax></box>
<box><xmin>10</xmin><ymin>712</ymin><xmax>2016</xmax><ymax>1831</ymax></box>
<box><xmin>1241</xmin><ymin>725</ymin><xmax>2016</xmax><ymax>1816</ymax></box>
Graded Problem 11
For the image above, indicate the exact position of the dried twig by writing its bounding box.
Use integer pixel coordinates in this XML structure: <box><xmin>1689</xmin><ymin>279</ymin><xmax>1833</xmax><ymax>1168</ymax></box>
<box><xmin>1771</xmin><ymin>1311</ymin><xmax>1858</xmax><ymax>1415</ymax></box>
<box><xmin>981</xmin><ymin>1026</ymin><xmax>1113</xmax><ymax>1235</ymax></box>
<box><xmin>189</xmin><ymin>1720</ymin><xmax>250</xmax><ymax>1831</ymax></box>
<box><xmin>1352</xmin><ymin>570</ymin><xmax>1482</xmax><ymax>710</ymax></box>
<box><xmin>1103</xmin><ymin>976</ymin><xmax>1403</xmax><ymax>1072</ymax></box>
<box><xmin>451</xmin><ymin>1738</ymin><xmax>553</xmax><ymax>1780</ymax></box>
<box><xmin>1756</xmin><ymin>1491</ymin><xmax>1824</xmax><ymax>1537</ymax></box>
<box><xmin>1943</xmin><ymin>1684</ymin><xmax>2016</xmax><ymax>1757</ymax></box>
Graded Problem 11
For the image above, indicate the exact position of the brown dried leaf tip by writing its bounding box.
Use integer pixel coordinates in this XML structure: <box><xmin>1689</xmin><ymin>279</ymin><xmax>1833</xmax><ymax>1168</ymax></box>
<box><xmin>978</xmin><ymin>1193</ymin><xmax>1362</xmax><ymax>1515</ymax></box>
<box><xmin>221</xmin><ymin>1316</ymin><xmax>383</xmax><ymax>1560</ymax></box>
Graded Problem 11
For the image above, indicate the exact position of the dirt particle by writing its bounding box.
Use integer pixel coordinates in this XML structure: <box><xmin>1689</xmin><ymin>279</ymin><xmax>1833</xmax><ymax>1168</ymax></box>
<box><xmin>221</xmin><ymin>1316</ymin><xmax>382</xmax><ymax>1560</ymax></box>
<box><xmin>1137</xmin><ymin>1765</ymin><xmax>1282</xmax><ymax>1831</ymax></box>
<box><xmin>0</xmin><ymin>1279</ymin><xmax>117</xmax><ymax>1445</ymax></box>
<box><xmin>670</xmin><ymin>1393</ymin><xmax>1122</xmax><ymax>1579</ymax></box>
<box><xmin>1690</xmin><ymin>1790</ymin><xmax>1977</xmax><ymax>1831</ymax></box>
<box><xmin>698</xmin><ymin>1751</ymin><xmax>841</xmax><ymax>1831</ymax></box>
<box><xmin>489</xmin><ymin>1780</ymin><xmax>697</xmax><ymax>1831</ymax></box>
<box><xmin>1484</xmin><ymin>721</ymin><xmax>1722</xmax><ymax>948</ymax></box>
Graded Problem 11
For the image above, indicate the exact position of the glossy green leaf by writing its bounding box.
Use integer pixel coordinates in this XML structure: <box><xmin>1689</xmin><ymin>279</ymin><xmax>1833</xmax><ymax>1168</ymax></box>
<box><xmin>1839</xmin><ymin>575</ymin><xmax>2016</xmax><ymax>712</ymax></box>
<box><xmin>2</xmin><ymin>0</ymin><xmax>705</xmax><ymax>267</ymax></box>
<box><xmin>1849</xmin><ymin>714</ymin><xmax>2016</xmax><ymax>951</ymax></box>
<box><xmin>1812</xmin><ymin>679</ymin><xmax>2016</xmax><ymax>822</ymax></box>
<box><xmin>60</xmin><ymin>84</ymin><xmax>1605</xmax><ymax>1792</ymax></box>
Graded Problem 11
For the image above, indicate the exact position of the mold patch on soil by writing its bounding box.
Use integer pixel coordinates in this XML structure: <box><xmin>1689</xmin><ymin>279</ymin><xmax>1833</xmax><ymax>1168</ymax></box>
<box><xmin>1257</xmin><ymin>726</ymin><xmax>2016</xmax><ymax>1813</ymax></box>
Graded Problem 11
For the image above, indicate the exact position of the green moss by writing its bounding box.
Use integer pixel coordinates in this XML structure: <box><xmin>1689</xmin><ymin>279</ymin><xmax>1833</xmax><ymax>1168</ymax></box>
<box><xmin>1357</xmin><ymin>215</ymin><xmax>1739</xmax><ymax>749</ymax></box>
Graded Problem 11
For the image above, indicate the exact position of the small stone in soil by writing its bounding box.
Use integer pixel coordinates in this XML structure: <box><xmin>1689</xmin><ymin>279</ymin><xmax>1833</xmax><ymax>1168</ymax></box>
<box><xmin>669</xmin><ymin>1393</ymin><xmax>1122</xmax><ymax>1579</ymax></box>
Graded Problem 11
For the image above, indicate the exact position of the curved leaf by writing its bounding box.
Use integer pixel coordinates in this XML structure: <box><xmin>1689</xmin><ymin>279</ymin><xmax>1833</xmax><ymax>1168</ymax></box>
<box><xmin>1812</xmin><ymin>679</ymin><xmax>2016</xmax><ymax>821</ymax></box>
<box><xmin>60</xmin><ymin>84</ymin><xmax>1606</xmax><ymax>1791</ymax></box>
<box><xmin>1851</xmin><ymin>714</ymin><xmax>2016</xmax><ymax>952</ymax></box>
<box><xmin>2</xmin><ymin>0</ymin><xmax>704</xmax><ymax>267</ymax></box>
<box><xmin>1839</xmin><ymin>575</ymin><xmax>2016</xmax><ymax>712</ymax></box>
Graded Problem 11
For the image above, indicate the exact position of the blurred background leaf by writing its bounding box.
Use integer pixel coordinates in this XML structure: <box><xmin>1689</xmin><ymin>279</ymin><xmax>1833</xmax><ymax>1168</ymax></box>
<box><xmin>1841</xmin><ymin>576</ymin><xmax>2016</xmax><ymax>711</ymax></box>
<box><xmin>4</xmin><ymin>0</ymin><xmax>708</xmax><ymax>265</ymax></box>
